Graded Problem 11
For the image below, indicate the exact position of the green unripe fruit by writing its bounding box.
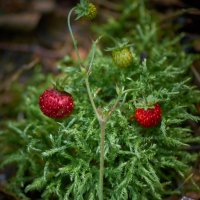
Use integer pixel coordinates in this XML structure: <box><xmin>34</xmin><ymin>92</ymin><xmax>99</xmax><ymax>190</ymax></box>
<box><xmin>84</xmin><ymin>3</ymin><xmax>97</xmax><ymax>20</ymax></box>
<box><xmin>112</xmin><ymin>48</ymin><xmax>133</xmax><ymax>68</ymax></box>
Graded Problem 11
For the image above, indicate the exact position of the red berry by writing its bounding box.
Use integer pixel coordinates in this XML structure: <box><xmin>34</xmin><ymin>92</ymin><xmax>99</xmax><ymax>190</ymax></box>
<box><xmin>39</xmin><ymin>89</ymin><xmax>74</xmax><ymax>119</ymax></box>
<box><xmin>135</xmin><ymin>104</ymin><xmax>162</xmax><ymax>128</ymax></box>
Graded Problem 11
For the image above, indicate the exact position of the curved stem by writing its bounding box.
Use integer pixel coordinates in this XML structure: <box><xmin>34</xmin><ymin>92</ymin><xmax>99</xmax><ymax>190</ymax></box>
<box><xmin>85</xmin><ymin>77</ymin><xmax>102</xmax><ymax>122</ymax></box>
<box><xmin>67</xmin><ymin>8</ymin><xmax>82</xmax><ymax>66</ymax></box>
<box><xmin>88</xmin><ymin>42</ymin><xmax>97</xmax><ymax>75</ymax></box>
<box><xmin>67</xmin><ymin>8</ymin><xmax>105</xmax><ymax>200</ymax></box>
<box><xmin>67</xmin><ymin>8</ymin><xmax>100</xmax><ymax>121</ymax></box>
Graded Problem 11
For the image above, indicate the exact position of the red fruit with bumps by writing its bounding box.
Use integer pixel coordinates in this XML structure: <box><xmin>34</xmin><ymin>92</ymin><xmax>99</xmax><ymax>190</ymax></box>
<box><xmin>39</xmin><ymin>89</ymin><xmax>74</xmax><ymax>119</ymax></box>
<box><xmin>135</xmin><ymin>104</ymin><xmax>162</xmax><ymax>128</ymax></box>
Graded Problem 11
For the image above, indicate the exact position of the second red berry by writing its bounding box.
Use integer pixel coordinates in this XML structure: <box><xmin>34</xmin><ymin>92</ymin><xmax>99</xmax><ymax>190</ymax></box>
<box><xmin>135</xmin><ymin>104</ymin><xmax>162</xmax><ymax>128</ymax></box>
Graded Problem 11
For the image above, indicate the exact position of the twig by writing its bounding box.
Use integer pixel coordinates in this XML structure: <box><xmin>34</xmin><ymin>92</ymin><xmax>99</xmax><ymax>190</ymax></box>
<box><xmin>93</xmin><ymin>88</ymin><xmax>102</xmax><ymax>99</ymax></box>
<box><xmin>106</xmin><ymin>97</ymin><xmax>120</xmax><ymax>120</ymax></box>
<box><xmin>0</xmin><ymin>186</ymin><xmax>19</xmax><ymax>200</ymax></box>
<box><xmin>0</xmin><ymin>58</ymin><xmax>39</xmax><ymax>92</ymax></box>
<box><xmin>0</xmin><ymin>43</ymin><xmax>67</xmax><ymax>59</ymax></box>
<box><xmin>85</xmin><ymin>78</ymin><xmax>103</xmax><ymax>122</ymax></box>
<box><xmin>159</xmin><ymin>8</ymin><xmax>200</xmax><ymax>23</ymax></box>
<box><xmin>191</xmin><ymin>66</ymin><xmax>200</xmax><ymax>85</ymax></box>
<box><xmin>177</xmin><ymin>173</ymin><xmax>194</xmax><ymax>190</ymax></box>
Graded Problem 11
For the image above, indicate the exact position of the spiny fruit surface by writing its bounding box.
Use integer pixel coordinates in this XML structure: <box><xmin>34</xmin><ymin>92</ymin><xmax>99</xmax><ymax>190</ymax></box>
<box><xmin>112</xmin><ymin>48</ymin><xmax>133</xmax><ymax>68</ymax></box>
<box><xmin>39</xmin><ymin>89</ymin><xmax>74</xmax><ymax>119</ymax></box>
<box><xmin>135</xmin><ymin>104</ymin><xmax>162</xmax><ymax>128</ymax></box>
<box><xmin>84</xmin><ymin>3</ymin><xmax>97</xmax><ymax>20</ymax></box>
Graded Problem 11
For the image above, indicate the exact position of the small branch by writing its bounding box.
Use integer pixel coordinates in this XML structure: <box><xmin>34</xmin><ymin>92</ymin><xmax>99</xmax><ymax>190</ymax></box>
<box><xmin>93</xmin><ymin>88</ymin><xmax>102</xmax><ymax>99</ymax></box>
<box><xmin>159</xmin><ymin>8</ymin><xmax>200</xmax><ymax>24</ymax></box>
<box><xmin>106</xmin><ymin>88</ymin><xmax>127</xmax><ymax>120</ymax></box>
<box><xmin>0</xmin><ymin>58</ymin><xmax>39</xmax><ymax>92</ymax></box>
<box><xmin>87</xmin><ymin>41</ymin><xmax>97</xmax><ymax>75</ymax></box>
<box><xmin>191</xmin><ymin>66</ymin><xmax>200</xmax><ymax>85</ymax></box>
<box><xmin>99</xmin><ymin>120</ymin><xmax>106</xmax><ymax>200</ymax></box>
<box><xmin>176</xmin><ymin>173</ymin><xmax>194</xmax><ymax>190</ymax></box>
<box><xmin>85</xmin><ymin>77</ymin><xmax>102</xmax><ymax>122</ymax></box>
<box><xmin>0</xmin><ymin>43</ymin><xmax>66</xmax><ymax>59</ymax></box>
<box><xmin>106</xmin><ymin>97</ymin><xmax>120</xmax><ymax>120</ymax></box>
<box><xmin>0</xmin><ymin>186</ymin><xmax>19</xmax><ymax>200</ymax></box>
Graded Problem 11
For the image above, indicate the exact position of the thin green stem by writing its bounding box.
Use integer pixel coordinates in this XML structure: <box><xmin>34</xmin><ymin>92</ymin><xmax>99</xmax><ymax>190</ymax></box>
<box><xmin>85</xmin><ymin>77</ymin><xmax>102</xmax><ymax>122</ymax></box>
<box><xmin>67</xmin><ymin>8</ymin><xmax>101</xmax><ymax>122</ymax></box>
<box><xmin>99</xmin><ymin>121</ymin><xmax>106</xmax><ymax>200</ymax></box>
<box><xmin>106</xmin><ymin>96</ymin><xmax>121</xmax><ymax>120</ymax></box>
<box><xmin>67</xmin><ymin>8</ymin><xmax>105</xmax><ymax>200</ymax></box>
<box><xmin>67</xmin><ymin>8</ymin><xmax>82</xmax><ymax>67</ymax></box>
<box><xmin>88</xmin><ymin>42</ymin><xmax>97</xmax><ymax>75</ymax></box>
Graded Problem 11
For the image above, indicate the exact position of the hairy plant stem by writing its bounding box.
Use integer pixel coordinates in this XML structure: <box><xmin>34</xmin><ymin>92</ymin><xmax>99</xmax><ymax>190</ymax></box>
<box><xmin>85</xmin><ymin>78</ymin><xmax>102</xmax><ymax>122</ymax></box>
<box><xmin>67</xmin><ymin>8</ymin><xmax>105</xmax><ymax>200</ymax></box>
<box><xmin>67</xmin><ymin>8</ymin><xmax>82</xmax><ymax>66</ymax></box>
<box><xmin>99</xmin><ymin>120</ymin><xmax>106</xmax><ymax>200</ymax></box>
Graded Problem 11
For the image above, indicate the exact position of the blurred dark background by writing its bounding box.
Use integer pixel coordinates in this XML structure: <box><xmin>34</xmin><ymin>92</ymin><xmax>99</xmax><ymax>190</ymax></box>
<box><xmin>0</xmin><ymin>0</ymin><xmax>200</xmax><ymax>74</ymax></box>
<box><xmin>0</xmin><ymin>0</ymin><xmax>200</xmax><ymax>81</ymax></box>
